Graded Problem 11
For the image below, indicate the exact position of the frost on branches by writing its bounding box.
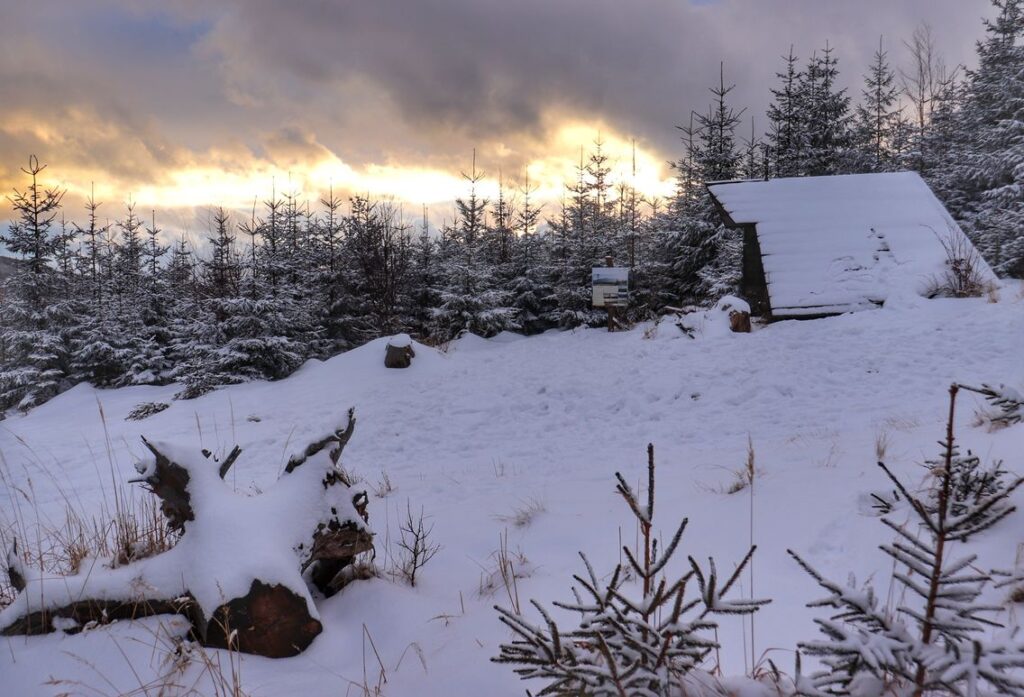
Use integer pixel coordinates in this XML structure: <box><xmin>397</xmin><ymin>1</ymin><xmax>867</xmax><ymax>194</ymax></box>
<box><xmin>961</xmin><ymin>383</ymin><xmax>1024</xmax><ymax>428</ymax></box>
<box><xmin>790</xmin><ymin>385</ymin><xmax>1024</xmax><ymax>697</ymax></box>
<box><xmin>493</xmin><ymin>445</ymin><xmax>769</xmax><ymax>697</ymax></box>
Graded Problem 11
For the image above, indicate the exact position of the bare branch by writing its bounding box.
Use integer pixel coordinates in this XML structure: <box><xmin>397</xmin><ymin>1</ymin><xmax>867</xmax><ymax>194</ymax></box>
<box><xmin>284</xmin><ymin>408</ymin><xmax>357</xmax><ymax>474</ymax></box>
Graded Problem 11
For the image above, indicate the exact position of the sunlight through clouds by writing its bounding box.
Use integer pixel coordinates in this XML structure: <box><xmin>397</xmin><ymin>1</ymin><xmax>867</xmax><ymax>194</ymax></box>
<box><xmin>52</xmin><ymin>121</ymin><xmax>677</xmax><ymax>227</ymax></box>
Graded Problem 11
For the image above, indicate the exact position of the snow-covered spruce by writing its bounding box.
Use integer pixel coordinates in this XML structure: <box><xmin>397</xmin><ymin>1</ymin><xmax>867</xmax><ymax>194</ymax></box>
<box><xmin>0</xmin><ymin>409</ymin><xmax>373</xmax><ymax>658</ymax></box>
<box><xmin>961</xmin><ymin>383</ymin><xmax>1024</xmax><ymax>428</ymax></box>
<box><xmin>493</xmin><ymin>444</ymin><xmax>769</xmax><ymax>697</ymax></box>
<box><xmin>789</xmin><ymin>385</ymin><xmax>1024</xmax><ymax>697</ymax></box>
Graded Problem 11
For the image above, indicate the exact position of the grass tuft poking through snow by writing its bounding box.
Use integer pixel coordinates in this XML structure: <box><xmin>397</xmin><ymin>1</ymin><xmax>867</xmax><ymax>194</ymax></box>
<box><xmin>494</xmin><ymin>497</ymin><xmax>547</xmax><ymax>528</ymax></box>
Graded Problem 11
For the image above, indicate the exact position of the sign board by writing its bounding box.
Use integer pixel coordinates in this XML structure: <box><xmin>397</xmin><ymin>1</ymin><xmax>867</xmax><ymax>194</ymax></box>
<box><xmin>592</xmin><ymin>267</ymin><xmax>629</xmax><ymax>308</ymax></box>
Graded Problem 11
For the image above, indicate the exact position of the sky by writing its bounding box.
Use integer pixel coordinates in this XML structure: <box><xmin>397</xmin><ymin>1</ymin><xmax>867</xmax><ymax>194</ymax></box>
<box><xmin>0</xmin><ymin>0</ymin><xmax>994</xmax><ymax>238</ymax></box>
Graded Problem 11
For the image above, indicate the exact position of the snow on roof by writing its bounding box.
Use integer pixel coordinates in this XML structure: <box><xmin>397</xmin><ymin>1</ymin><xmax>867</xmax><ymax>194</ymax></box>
<box><xmin>707</xmin><ymin>172</ymin><xmax>996</xmax><ymax>318</ymax></box>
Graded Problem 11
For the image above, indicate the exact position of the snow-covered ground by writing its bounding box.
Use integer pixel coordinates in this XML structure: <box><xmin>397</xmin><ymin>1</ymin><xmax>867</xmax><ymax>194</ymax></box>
<box><xmin>2</xmin><ymin>292</ymin><xmax>1023</xmax><ymax>696</ymax></box>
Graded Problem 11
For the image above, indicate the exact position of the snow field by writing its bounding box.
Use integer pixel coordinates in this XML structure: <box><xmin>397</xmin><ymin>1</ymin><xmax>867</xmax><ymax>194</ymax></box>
<box><xmin>1</xmin><ymin>293</ymin><xmax>1022</xmax><ymax>696</ymax></box>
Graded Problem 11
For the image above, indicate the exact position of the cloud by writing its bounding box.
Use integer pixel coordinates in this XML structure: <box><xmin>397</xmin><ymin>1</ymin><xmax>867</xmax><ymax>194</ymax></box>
<box><xmin>0</xmin><ymin>0</ymin><xmax>994</xmax><ymax>233</ymax></box>
<box><xmin>189</xmin><ymin>0</ymin><xmax>988</xmax><ymax>154</ymax></box>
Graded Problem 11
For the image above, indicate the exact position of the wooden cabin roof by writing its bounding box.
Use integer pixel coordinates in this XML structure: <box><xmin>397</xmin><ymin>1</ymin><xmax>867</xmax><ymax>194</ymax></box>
<box><xmin>706</xmin><ymin>172</ymin><xmax>995</xmax><ymax>318</ymax></box>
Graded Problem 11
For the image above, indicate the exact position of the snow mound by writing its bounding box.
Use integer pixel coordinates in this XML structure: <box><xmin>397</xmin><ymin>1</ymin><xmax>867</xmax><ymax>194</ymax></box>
<box><xmin>677</xmin><ymin>295</ymin><xmax>751</xmax><ymax>338</ymax></box>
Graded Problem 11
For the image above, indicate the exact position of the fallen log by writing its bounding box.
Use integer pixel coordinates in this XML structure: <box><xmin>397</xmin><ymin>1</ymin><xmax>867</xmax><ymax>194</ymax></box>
<box><xmin>0</xmin><ymin>410</ymin><xmax>374</xmax><ymax>658</ymax></box>
<box><xmin>2</xmin><ymin>596</ymin><xmax>193</xmax><ymax>637</ymax></box>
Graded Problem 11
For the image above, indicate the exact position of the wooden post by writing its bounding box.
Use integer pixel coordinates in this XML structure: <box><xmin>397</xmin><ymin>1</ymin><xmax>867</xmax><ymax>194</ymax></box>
<box><xmin>605</xmin><ymin>256</ymin><xmax>615</xmax><ymax>332</ymax></box>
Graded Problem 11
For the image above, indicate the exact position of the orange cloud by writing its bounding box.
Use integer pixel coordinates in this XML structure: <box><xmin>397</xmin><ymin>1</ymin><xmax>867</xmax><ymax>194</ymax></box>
<box><xmin>1</xmin><ymin>109</ymin><xmax>675</xmax><ymax>234</ymax></box>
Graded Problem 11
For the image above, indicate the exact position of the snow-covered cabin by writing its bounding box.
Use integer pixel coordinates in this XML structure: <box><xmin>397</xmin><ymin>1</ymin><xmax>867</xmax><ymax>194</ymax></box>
<box><xmin>706</xmin><ymin>172</ymin><xmax>996</xmax><ymax>320</ymax></box>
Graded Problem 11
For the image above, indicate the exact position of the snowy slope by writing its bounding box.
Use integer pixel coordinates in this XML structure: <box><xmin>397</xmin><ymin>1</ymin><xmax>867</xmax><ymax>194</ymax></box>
<box><xmin>1</xmin><ymin>292</ymin><xmax>1023</xmax><ymax>696</ymax></box>
<box><xmin>708</xmin><ymin>172</ymin><xmax>998</xmax><ymax>317</ymax></box>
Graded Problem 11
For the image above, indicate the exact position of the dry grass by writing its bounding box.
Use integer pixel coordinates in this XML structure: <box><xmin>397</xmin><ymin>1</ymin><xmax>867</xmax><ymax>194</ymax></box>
<box><xmin>879</xmin><ymin>414</ymin><xmax>921</xmax><ymax>432</ymax></box>
<box><xmin>926</xmin><ymin>224</ymin><xmax>993</xmax><ymax>298</ymax></box>
<box><xmin>0</xmin><ymin>486</ymin><xmax>180</xmax><ymax>611</ymax></box>
<box><xmin>0</xmin><ymin>399</ymin><xmax>183</xmax><ymax>611</ymax></box>
<box><xmin>721</xmin><ymin>470</ymin><xmax>751</xmax><ymax>495</ymax></box>
<box><xmin>494</xmin><ymin>497</ymin><xmax>546</xmax><ymax>528</ymax></box>
<box><xmin>874</xmin><ymin>429</ymin><xmax>892</xmax><ymax>462</ymax></box>
<box><xmin>43</xmin><ymin>616</ymin><xmax>251</xmax><ymax>697</ymax></box>
<box><xmin>700</xmin><ymin>437</ymin><xmax>759</xmax><ymax>496</ymax></box>
<box><xmin>818</xmin><ymin>436</ymin><xmax>843</xmax><ymax>469</ymax></box>
<box><xmin>372</xmin><ymin>472</ymin><xmax>395</xmax><ymax>498</ymax></box>
<box><xmin>70</xmin><ymin>491</ymin><xmax>177</xmax><ymax>571</ymax></box>
<box><xmin>477</xmin><ymin>529</ymin><xmax>531</xmax><ymax>614</ymax></box>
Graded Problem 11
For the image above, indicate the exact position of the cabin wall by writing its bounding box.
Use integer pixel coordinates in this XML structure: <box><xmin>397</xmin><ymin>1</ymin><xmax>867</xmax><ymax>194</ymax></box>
<box><xmin>741</xmin><ymin>225</ymin><xmax>771</xmax><ymax>318</ymax></box>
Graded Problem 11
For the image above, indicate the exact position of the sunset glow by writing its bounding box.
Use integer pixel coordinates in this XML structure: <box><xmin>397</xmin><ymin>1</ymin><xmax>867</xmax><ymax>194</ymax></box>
<box><xmin>0</xmin><ymin>0</ymin><xmax>983</xmax><ymax>233</ymax></box>
<box><xmin>3</xmin><ymin>118</ymin><xmax>676</xmax><ymax>229</ymax></box>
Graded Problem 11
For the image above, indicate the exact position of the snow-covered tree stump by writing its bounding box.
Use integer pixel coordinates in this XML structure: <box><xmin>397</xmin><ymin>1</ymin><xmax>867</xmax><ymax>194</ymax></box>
<box><xmin>0</xmin><ymin>409</ymin><xmax>373</xmax><ymax>658</ymax></box>
<box><xmin>384</xmin><ymin>333</ymin><xmax>415</xmax><ymax>368</ymax></box>
<box><xmin>720</xmin><ymin>295</ymin><xmax>752</xmax><ymax>333</ymax></box>
<box><xmin>729</xmin><ymin>309</ymin><xmax>751</xmax><ymax>333</ymax></box>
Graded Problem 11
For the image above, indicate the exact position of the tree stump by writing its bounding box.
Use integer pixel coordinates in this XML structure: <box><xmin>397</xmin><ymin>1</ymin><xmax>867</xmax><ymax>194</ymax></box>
<box><xmin>385</xmin><ymin>334</ymin><xmax>415</xmax><ymax>369</ymax></box>
<box><xmin>198</xmin><ymin>581</ymin><xmax>323</xmax><ymax>657</ymax></box>
<box><xmin>729</xmin><ymin>310</ymin><xmax>752</xmax><ymax>333</ymax></box>
<box><xmin>715</xmin><ymin>295</ymin><xmax>752</xmax><ymax>333</ymax></box>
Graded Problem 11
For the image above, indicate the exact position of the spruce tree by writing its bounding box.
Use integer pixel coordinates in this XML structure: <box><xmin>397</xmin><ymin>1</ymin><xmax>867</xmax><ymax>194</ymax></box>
<box><xmin>346</xmin><ymin>197</ymin><xmax>413</xmax><ymax>336</ymax></box>
<box><xmin>801</xmin><ymin>44</ymin><xmax>853</xmax><ymax>176</ymax></box>
<box><xmin>654</xmin><ymin>65</ymin><xmax>744</xmax><ymax>307</ymax></box>
<box><xmin>791</xmin><ymin>385</ymin><xmax>1024</xmax><ymax>697</ymax></box>
<box><xmin>495</xmin><ymin>445</ymin><xmax>768</xmax><ymax>696</ymax></box>
<box><xmin>0</xmin><ymin>157</ymin><xmax>74</xmax><ymax>410</ymax></box>
<box><xmin>71</xmin><ymin>202</ymin><xmax>127</xmax><ymax>388</ymax></box>
<box><xmin>406</xmin><ymin>206</ymin><xmax>442</xmax><ymax>338</ymax></box>
<box><xmin>768</xmin><ymin>47</ymin><xmax>806</xmax><ymax>177</ymax></box>
<box><xmin>74</xmin><ymin>189</ymin><xmax>107</xmax><ymax>305</ymax></box>
<box><xmin>433</xmin><ymin>153</ymin><xmax>518</xmax><ymax>338</ymax></box>
<box><xmin>949</xmin><ymin>0</ymin><xmax>1024</xmax><ymax>277</ymax></box>
<box><xmin>508</xmin><ymin>176</ymin><xmax>556</xmax><ymax>334</ymax></box>
<box><xmin>854</xmin><ymin>39</ymin><xmax>903</xmax><ymax>172</ymax></box>
<box><xmin>125</xmin><ymin>211</ymin><xmax>173</xmax><ymax>385</ymax></box>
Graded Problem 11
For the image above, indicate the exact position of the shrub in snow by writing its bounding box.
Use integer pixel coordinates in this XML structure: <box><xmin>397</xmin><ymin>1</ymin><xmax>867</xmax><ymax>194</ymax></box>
<box><xmin>126</xmin><ymin>401</ymin><xmax>171</xmax><ymax>421</ymax></box>
<box><xmin>493</xmin><ymin>445</ymin><xmax>769</xmax><ymax>696</ymax></box>
<box><xmin>925</xmin><ymin>226</ymin><xmax>994</xmax><ymax>299</ymax></box>
<box><xmin>789</xmin><ymin>385</ymin><xmax>1024</xmax><ymax>697</ymax></box>
<box><xmin>392</xmin><ymin>501</ymin><xmax>441</xmax><ymax>587</ymax></box>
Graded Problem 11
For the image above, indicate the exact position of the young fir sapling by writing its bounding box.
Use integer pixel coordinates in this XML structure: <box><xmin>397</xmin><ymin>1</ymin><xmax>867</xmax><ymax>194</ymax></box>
<box><xmin>789</xmin><ymin>384</ymin><xmax>1024</xmax><ymax>697</ymax></box>
<box><xmin>493</xmin><ymin>444</ymin><xmax>769</xmax><ymax>697</ymax></box>
<box><xmin>959</xmin><ymin>383</ymin><xmax>1024</xmax><ymax>428</ymax></box>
